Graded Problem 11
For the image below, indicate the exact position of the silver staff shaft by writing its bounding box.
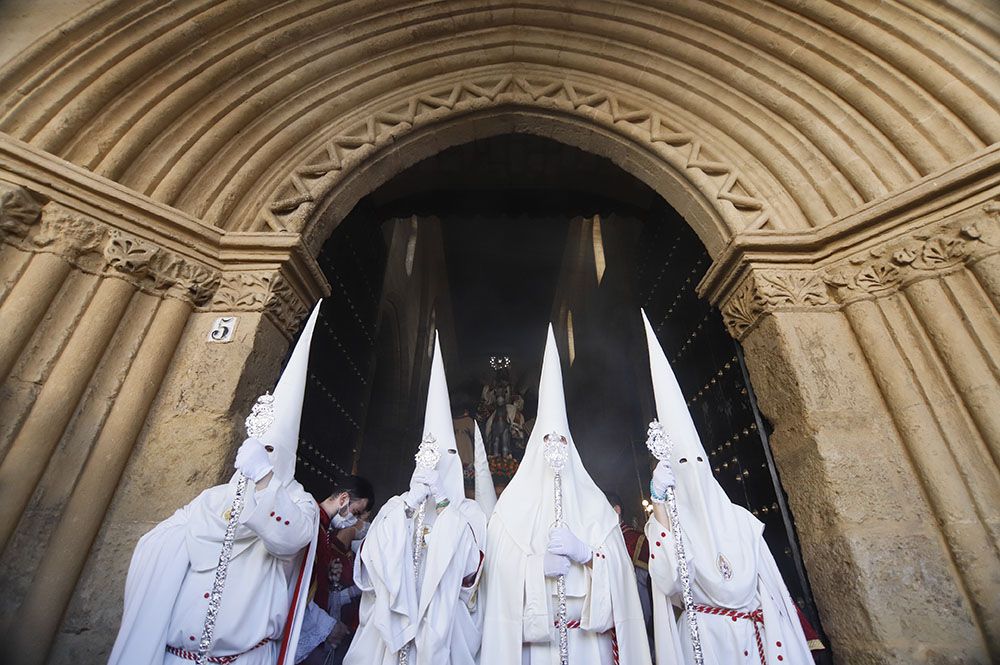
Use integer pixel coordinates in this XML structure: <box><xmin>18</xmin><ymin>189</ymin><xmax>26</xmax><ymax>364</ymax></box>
<box><xmin>196</xmin><ymin>473</ymin><xmax>249</xmax><ymax>665</ymax></box>
<box><xmin>647</xmin><ymin>420</ymin><xmax>703</xmax><ymax>665</ymax></box>
<box><xmin>399</xmin><ymin>434</ymin><xmax>440</xmax><ymax>665</ymax></box>
<box><xmin>398</xmin><ymin>500</ymin><xmax>429</xmax><ymax>665</ymax></box>
<box><xmin>553</xmin><ymin>470</ymin><xmax>569</xmax><ymax>665</ymax></box>
<box><xmin>398</xmin><ymin>499</ymin><xmax>428</xmax><ymax>665</ymax></box>
<box><xmin>665</xmin><ymin>485</ymin><xmax>704</xmax><ymax>665</ymax></box>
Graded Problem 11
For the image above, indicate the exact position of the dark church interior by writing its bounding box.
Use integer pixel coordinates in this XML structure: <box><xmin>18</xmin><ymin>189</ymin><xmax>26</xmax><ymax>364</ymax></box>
<box><xmin>292</xmin><ymin>134</ymin><xmax>825</xmax><ymax>645</ymax></box>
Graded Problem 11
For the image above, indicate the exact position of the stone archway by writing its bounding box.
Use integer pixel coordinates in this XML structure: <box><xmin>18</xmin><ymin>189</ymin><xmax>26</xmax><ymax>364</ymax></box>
<box><xmin>0</xmin><ymin>2</ymin><xmax>997</xmax><ymax>664</ymax></box>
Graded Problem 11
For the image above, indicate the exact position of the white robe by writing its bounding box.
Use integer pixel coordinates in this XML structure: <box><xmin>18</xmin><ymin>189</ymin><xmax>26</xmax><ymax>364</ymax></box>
<box><xmin>108</xmin><ymin>478</ymin><xmax>319</xmax><ymax>665</ymax></box>
<box><xmin>344</xmin><ymin>496</ymin><xmax>486</xmax><ymax>665</ymax></box>
<box><xmin>644</xmin><ymin>509</ymin><xmax>813</xmax><ymax>665</ymax></box>
<box><xmin>481</xmin><ymin>515</ymin><xmax>652</xmax><ymax>665</ymax></box>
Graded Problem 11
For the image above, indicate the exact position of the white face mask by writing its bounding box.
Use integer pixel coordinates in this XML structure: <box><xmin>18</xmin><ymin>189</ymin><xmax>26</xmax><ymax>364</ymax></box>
<box><xmin>331</xmin><ymin>509</ymin><xmax>358</xmax><ymax>529</ymax></box>
<box><xmin>350</xmin><ymin>521</ymin><xmax>370</xmax><ymax>554</ymax></box>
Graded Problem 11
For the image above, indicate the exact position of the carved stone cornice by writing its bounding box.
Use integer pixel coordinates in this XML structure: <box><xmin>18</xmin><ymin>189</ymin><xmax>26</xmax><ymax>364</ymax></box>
<box><xmin>0</xmin><ymin>136</ymin><xmax>329</xmax><ymax>333</ymax></box>
<box><xmin>703</xmin><ymin>148</ymin><xmax>1000</xmax><ymax>339</ymax></box>
<box><xmin>717</xmin><ymin>202</ymin><xmax>1000</xmax><ymax>339</ymax></box>
<box><xmin>1</xmin><ymin>200</ymin><xmax>222</xmax><ymax>306</ymax></box>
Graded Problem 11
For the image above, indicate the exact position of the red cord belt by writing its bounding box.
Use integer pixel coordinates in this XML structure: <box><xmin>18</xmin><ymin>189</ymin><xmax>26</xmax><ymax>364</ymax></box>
<box><xmin>693</xmin><ymin>603</ymin><xmax>766</xmax><ymax>664</ymax></box>
<box><xmin>166</xmin><ymin>637</ymin><xmax>270</xmax><ymax>663</ymax></box>
<box><xmin>554</xmin><ymin>619</ymin><xmax>620</xmax><ymax>665</ymax></box>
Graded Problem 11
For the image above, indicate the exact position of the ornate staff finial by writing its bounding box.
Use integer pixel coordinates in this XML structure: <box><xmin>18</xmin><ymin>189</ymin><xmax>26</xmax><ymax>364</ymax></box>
<box><xmin>543</xmin><ymin>431</ymin><xmax>568</xmax><ymax>472</ymax></box>
<box><xmin>414</xmin><ymin>433</ymin><xmax>441</xmax><ymax>470</ymax></box>
<box><xmin>244</xmin><ymin>393</ymin><xmax>275</xmax><ymax>439</ymax></box>
<box><xmin>645</xmin><ymin>419</ymin><xmax>673</xmax><ymax>462</ymax></box>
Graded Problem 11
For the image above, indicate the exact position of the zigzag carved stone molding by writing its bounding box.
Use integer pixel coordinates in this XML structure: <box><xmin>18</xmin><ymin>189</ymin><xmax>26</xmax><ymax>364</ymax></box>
<box><xmin>260</xmin><ymin>75</ymin><xmax>769</xmax><ymax>235</ymax></box>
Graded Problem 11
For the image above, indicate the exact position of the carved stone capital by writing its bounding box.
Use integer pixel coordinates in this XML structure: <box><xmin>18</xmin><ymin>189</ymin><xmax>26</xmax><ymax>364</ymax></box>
<box><xmin>101</xmin><ymin>230</ymin><xmax>221</xmax><ymax>306</ymax></box>
<box><xmin>31</xmin><ymin>206</ymin><xmax>107</xmax><ymax>259</ymax></box>
<box><xmin>210</xmin><ymin>270</ymin><xmax>310</xmax><ymax>334</ymax></box>
<box><xmin>104</xmin><ymin>230</ymin><xmax>157</xmax><ymax>275</ymax></box>
<box><xmin>1</xmin><ymin>204</ymin><xmax>220</xmax><ymax>306</ymax></box>
<box><xmin>0</xmin><ymin>181</ymin><xmax>43</xmax><ymax>237</ymax></box>
<box><xmin>721</xmin><ymin>269</ymin><xmax>832</xmax><ymax>339</ymax></box>
<box><xmin>822</xmin><ymin>213</ymin><xmax>998</xmax><ymax>306</ymax></box>
<box><xmin>718</xmin><ymin>203</ymin><xmax>1000</xmax><ymax>339</ymax></box>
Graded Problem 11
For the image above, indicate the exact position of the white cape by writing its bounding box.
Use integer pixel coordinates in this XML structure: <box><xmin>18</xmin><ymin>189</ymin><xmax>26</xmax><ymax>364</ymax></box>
<box><xmin>645</xmin><ymin>510</ymin><xmax>812</xmax><ymax>665</ymax></box>
<box><xmin>344</xmin><ymin>496</ymin><xmax>486</xmax><ymax>665</ymax></box>
<box><xmin>108</xmin><ymin>479</ymin><xmax>318</xmax><ymax>665</ymax></box>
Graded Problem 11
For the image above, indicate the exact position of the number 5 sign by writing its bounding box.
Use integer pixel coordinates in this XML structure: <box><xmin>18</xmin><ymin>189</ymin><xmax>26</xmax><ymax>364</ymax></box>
<box><xmin>208</xmin><ymin>316</ymin><xmax>238</xmax><ymax>343</ymax></box>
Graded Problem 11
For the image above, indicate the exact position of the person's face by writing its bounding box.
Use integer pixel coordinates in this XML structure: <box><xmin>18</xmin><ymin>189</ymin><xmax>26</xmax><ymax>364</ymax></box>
<box><xmin>327</xmin><ymin>491</ymin><xmax>350</xmax><ymax>513</ymax></box>
<box><xmin>612</xmin><ymin>504</ymin><xmax>622</xmax><ymax>517</ymax></box>
<box><xmin>347</xmin><ymin>497</ymin><xmax>370</xmax><ymax>516</ymax></box>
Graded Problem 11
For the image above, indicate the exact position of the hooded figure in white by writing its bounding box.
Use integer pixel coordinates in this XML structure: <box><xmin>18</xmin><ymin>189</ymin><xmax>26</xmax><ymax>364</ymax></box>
<box><xmin>344</xmin><ymin>332</ymin><xmax>487</xmax><ymax>665</ymax></box>
<box><xmin>640</xmin><ymin>310</ymin><xmax>812</xmax><ymax>665</ymax></box>
<box><xmin>108</xmin><ymin>303</ymin><xmax>324</xmax><ymax>665</ymax></box>
<box><xmin>473</xmin><ymin>421</ymin><xmax>497</xmax><ymax>517</ymax></box>
<box><xmin>480</xmin><ymin>325</ymin><xmax>652</xmax><ymax>665</ymax></box>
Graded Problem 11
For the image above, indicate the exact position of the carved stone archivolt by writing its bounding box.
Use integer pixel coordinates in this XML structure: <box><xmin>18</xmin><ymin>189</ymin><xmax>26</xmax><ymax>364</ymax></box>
<box><xmin>262</xmin><ymin>75</ymin><xmax>770</xmax><ymax>235</ymax></box>
<box><xmin>211</xmin><ymin>270</ymin><xmax>309</xmax><ymax>334</ymax></box>
<box><xmin>720</xmin><ymin>205</ymin><xmax>1000</xmax><ymax>339</ymax></box>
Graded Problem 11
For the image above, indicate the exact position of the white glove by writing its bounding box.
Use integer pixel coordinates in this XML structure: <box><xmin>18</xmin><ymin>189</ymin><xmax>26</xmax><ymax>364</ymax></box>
<box><xmin>651</xmin><ymin>460</ymin><xmax>676</xmax><ymax>500</ymax></box>
<box><xmin>547</xmin><ymin>526</ymin><xmax>592</xmax><ymax>564</ymax></box>
<box><xmin>418</xmin><ymin>468</ymin><xmax>443</xmax><ymax>501</ymax></box>
<box><xmin>234</xmin><ymin>438</ymin><xmax>273</xmax><ymax>482</ymax></box>
<box><xmin>543</xmin><ymin>552</ymin><xmax>570</xmax><ymax>578</ymax></box>
<box><xmin>404</xmin><ymin>468</ymin><xmax>437</xmax><ymax>508</ymax></box>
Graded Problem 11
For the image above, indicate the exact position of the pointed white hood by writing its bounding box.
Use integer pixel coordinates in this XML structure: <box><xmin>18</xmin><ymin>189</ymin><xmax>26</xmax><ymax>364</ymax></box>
<box><xmin>252</xmin><ymin>301</ymin><xmax>322</xmax><ymax>487</ymax></box>
<box><xmin>493</xmin><ymin>324</ymin><xmax>618</xmax><ymax>552</ymax></box>
<box><xmin>641</xmin><ymin>308</ymin><xmax>762</xmax><ymax>607</ymax></box>
<box><xmin>418</xmin><ymin>331</ymin><xmax>466</xmax><ymax>505</ymax></box>
<box><xmin>473</xmin><ymin>422</ymin><xmax>497</xmax><ymax>516</ymax></box>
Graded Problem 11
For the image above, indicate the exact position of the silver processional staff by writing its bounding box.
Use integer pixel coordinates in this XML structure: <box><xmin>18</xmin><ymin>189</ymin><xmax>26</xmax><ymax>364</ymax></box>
<box><xmin>647</xmin><ymin>419</ymin><xmax>704</xmax><ymax>665</ymax></box>
<box><xmin>195</xmin><ymin>392</ymin><xmax>275</xmax><ymax>665</ymax></box>
<box><xmin>543</xmin><ymin>432</ymin><xmax>570</xmax><ymax>665</ymax></box>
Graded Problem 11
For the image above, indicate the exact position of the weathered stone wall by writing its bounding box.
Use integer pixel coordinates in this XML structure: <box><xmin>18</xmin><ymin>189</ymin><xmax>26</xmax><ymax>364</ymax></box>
<box><xmin>703</xmin><ymin>152</ymin><xmax>1000</xmax><ymax>662</ymax></box>
<box><xmin>0</xmin><ymin>136</ymin><xmax>328</xmax><ymax>665</ymax></box>
<box><xmin>0</xmin><ymin>2</ymin><xmax>997</xmax><ymax>663</ymax></box>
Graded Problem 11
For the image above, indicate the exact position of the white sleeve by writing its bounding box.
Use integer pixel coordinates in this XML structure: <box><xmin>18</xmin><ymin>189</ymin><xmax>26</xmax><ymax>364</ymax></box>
<box><xmin>580</xmin><ymin>537</ymin><xmax>615</xmax><ymax>633</ymax></box>
<box><xmin>522</xmin><ymin>553</ymin><xmax>552</xmax><ymax>642</ymax></box>
<box><xmin>240</xmin><ymin>482</ymin><xmax>317</xmax><ymax>558</ymax></box>
<box><xmin>644</xmin><ymin>514</ymin><xmax>696</xmax><ymax>600</ymax></box>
